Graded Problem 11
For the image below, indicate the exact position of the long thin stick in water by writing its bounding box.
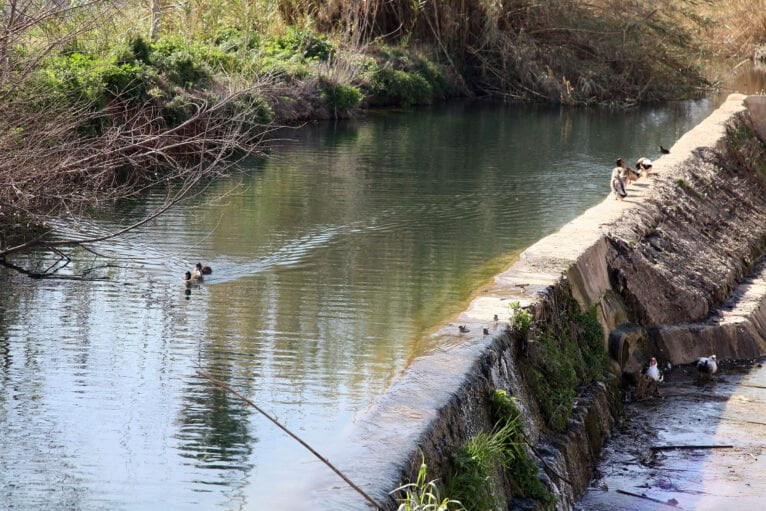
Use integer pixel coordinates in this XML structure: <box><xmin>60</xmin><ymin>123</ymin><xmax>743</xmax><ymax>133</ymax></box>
<box><xmin>196</xmin><ymin>370</ymin><xmax>385</xmax><ymax>510</ymax></box>
<box><xmin>650</xmin><ymin>444</ymin><xmax>733</xmax><ymax>451</ymax></box>
<box><xmin>616</xmin><ymin>489</ymin><xmax>681</xmax><ymax>508</ymax></box>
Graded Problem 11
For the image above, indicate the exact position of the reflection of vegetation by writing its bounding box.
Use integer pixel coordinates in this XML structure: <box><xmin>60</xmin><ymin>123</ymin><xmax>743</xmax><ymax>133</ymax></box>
<box><xmin>176</xmin><ymin>373</ymin><xmax>255</xmax><ymax>469</ymax></box>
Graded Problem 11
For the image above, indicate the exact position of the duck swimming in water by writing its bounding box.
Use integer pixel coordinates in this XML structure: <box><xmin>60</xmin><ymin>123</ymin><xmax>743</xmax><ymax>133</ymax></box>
<box><xmin>660</xmin><ymin>145</ymin><xmax>670</xmax><ymax>154</ymax></box>
<box><xmin>195</xmin><ymin>262</ymin><xmax>212</xmax><ymax>275</ymax></box>
<box><xmin>184</xmin><ymin>270</ymin><xmax>202</xmax><ymax>283</ymax></box>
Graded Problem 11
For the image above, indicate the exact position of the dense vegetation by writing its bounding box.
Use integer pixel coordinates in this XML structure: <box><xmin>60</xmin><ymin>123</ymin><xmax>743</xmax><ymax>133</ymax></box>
<box><xmin>2</xmin><ymin>0</ymin><xmax>765</xmax><ymax>262</ymax></box>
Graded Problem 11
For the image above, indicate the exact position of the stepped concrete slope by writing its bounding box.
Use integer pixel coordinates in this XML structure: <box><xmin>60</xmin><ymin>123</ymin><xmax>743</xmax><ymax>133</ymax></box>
<box><xmin>308</xmin><ymin>94</ymin><xmax>766</xmax><ymax>511</ymax></box>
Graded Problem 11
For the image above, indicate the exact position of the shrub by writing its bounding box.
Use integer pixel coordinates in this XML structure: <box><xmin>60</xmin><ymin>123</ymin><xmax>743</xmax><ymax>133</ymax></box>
<box><xmin>263</xmin><ymin>27</ymin><xmax>334</xmax><ymax>61</ymax></box>
<box><xmin>365</xmin><ymin>65</ymin><xmax>433</xmax><ymax>106</ymax></box>
<box><xmin>510</xmin><ymin>301</ymin><xmax>533</xmax><ymax>334</ymax></box>
<box><xmin>257</xmin><ymin>56</ymin><xmax>310</xmax><ymax>81</ymax></box>
<box><xmin>521</xmin><ymin>304</ymin><xmax>606</xmax><ymax>431</ymax></box>
<box><xmin>446</xmin><ymin>422</ymin><xmax>517</xmax><ymax>511</ymax></box>
<box><xmin>41</xmin><ymin>52</ymin><xmax>148</xmax><ymax>107</ymax></box>
<box><xmin>319</xmin><ymin>79</ymin><xmax>362</xmax><ymax>112</ymax></box>
<box><xmin>149</xmin><ymin>38</ymin><xmax>211</xmax><ymax>86</ymax></box>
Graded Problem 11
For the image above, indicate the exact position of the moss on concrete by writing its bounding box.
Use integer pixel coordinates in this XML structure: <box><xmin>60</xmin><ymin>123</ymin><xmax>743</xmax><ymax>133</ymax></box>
<box><xmin>520</xmin><ymin>297</ymin><xmax>607</xmax><ymax>432</ymax></box>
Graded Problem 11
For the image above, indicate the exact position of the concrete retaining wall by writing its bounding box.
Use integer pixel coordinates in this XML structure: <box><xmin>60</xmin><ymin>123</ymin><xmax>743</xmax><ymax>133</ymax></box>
<box><xmin>312</xmin><ymin>94</ymin><xmax>766</xmax><ymax>511</ymax></box>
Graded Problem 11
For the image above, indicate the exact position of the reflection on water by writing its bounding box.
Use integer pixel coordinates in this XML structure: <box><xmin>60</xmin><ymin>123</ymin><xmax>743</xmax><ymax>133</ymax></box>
<box><xmin>0</xmin><ymin>89</ymin><xmax>749</xmax><ymax>509</ymax></box>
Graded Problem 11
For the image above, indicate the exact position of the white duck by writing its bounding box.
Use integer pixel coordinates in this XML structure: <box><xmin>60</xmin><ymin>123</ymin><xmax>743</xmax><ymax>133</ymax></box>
<box><xmin>636</xmin><ymin>157</ymin><xmax>653</xmax><ymax>178</ymax></box>
<box><xmin>637</xmin><ymin>356</ymin><xmax>663</xmax><ymax>398</ymax></box>
<box><xmin>644</xmin><ymin>357</ymin><xmax>664</xmax><ymax>383</ymax></box>
<box><xmin>697</xmin><ymin>355</ymin><xmax>718</xmax><ymax>379</ymax></box>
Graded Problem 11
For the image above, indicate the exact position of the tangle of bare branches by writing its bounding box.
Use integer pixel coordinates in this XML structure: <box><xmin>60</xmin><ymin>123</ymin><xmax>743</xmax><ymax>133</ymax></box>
<box><xmin>0</xmin><ymin>1</ymin><xmax>280</xmax><ymax>278</ymax></box>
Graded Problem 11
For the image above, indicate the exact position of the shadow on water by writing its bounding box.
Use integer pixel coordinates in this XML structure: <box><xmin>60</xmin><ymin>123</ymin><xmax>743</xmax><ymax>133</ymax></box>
<box><xmin>578</xmin><ymin>359</ymin><xmax>766</xmax><ymax>510</ymax></box>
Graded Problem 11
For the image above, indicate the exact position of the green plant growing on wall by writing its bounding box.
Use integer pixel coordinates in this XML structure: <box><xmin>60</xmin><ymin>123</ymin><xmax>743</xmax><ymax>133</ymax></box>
<box><xmin>521</xmin><ymin>301</ymin><xmax>607</xmax><ymax>432</ymax></box>
<box><xmin>490</xmin><ymin>390</ymin><xmax>555</xmax><ymax>506</ymax></box>
<box><xmin>510</xmin><ymin>301</ymin><xmax>533</xmax><ymax>334</ymax></box>
<box><xmin>393</xmin><ymin>453</ymin><xmax>464</xmax><ymax>511</ymax></box>
<box><xmin>446</xmin><ymin>422</ymin><xmax>517</xmax><ymax>511</ymax></box>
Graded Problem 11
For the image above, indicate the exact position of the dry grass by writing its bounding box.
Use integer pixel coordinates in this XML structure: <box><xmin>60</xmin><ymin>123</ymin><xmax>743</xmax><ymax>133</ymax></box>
<box><xmin>704</xmin><ymin>0</ymin><xmax>766</xmax><ymax>60</ymax></box>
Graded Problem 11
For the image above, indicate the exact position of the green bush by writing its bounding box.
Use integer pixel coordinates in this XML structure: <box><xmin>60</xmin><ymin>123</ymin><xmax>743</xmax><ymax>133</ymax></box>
<box><xmin>42</xmin><ymin>52</ymin><xmax>148</xmax><ymax>107</ymax></box>
<box><xmin>366</xmin><ymin>65</ymin><xmax>433</xmax><ymax>106</ymax></box>
<box><xmin>510</xmin><ymin>301</ymin><xmax>533</xmax><ymax>334</ymax></box>
<box><xmin>263</xmin><ymin>27</ymin><xmax>334</xmax><ymax>61</ymax></box>
<box><xmin>222</xmin><ymin>90</ymin><xmax>274</xmax><ymax>125</ymax></box>
<box><xmin>411</xmin><ymin>55</ymin><xmax>451</xmax><ymax>99</ymax></box>
<box><xmin>319</xmin><ymin>80</ymin><xmax>362</xmax><ymax>112</ymax></box>
<box><xmin>447</xmin><ymin>428</ymin><xmax>511</xmax><ymax>511</ymax></box>
<box><xmin>521</xmin><ymin>304</ymin><xmax>606</xmax><ymax>432</ymax></box>
<box><xmin>257</xmin><ymin>56</ymin><xmax>310</xmax><ymax>81</ymax></box>
<box><xmin>149</xmin><ymin>38</ymin><xmax>211</xmax><ymax>86</ymax></box>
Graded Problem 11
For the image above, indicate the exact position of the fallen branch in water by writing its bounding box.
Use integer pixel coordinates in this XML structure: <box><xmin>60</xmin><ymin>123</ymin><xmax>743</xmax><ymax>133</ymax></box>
<box><xmin>616</xmin><ymin>489</ymin><xmax>681</xmax><ymax>508</ymax></box>
<box><xmin>738</xmin><ymin>383</ymin><xmax>766</xmax><ymax>390</ymax></box>
<box><xmin>196</xmin><ymin>370</ymin><xmax>385</xmax><ymax>511</ymax></box>
<box><xmin>650</xmin><ymin>444</ymin><xmax>734</xmax><ymax>451</ymax></box>
<box><xmin>721</xmin><ymin>416</ymin><xmax>766</xmax><ymax>427</ymax></box>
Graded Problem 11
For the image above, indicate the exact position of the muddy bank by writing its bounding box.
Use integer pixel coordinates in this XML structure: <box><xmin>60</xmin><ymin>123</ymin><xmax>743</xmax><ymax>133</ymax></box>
<box><xmin>578</xmin><ymin>359</ymin><xmax>766</xmax><ymax>511</ymax></box>
<box><xmin>309</xmin><ymin>93</ymin><xmax>766</xmax><ymax>510</ymax></box>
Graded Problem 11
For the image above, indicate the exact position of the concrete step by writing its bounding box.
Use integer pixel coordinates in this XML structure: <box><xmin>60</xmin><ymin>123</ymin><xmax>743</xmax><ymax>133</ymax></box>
<box><xmin>651</xmin><ymin>257</ymin><xmax>766</xmax><ymax>364</ymax></box>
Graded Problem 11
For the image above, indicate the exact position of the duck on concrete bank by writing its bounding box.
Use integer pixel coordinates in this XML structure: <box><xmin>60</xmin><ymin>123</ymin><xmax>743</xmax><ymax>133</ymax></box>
<box><xmin>636</xmin><ymin>157</ymin><xmax>653</xmax><ymax>177</ymax></box>
<box><xmin>611</xmin><ymin>165</ymin><xmax>627</xmax><ymax>200</ymax></box>
<box><xmin>644</xmin><ymin>357</ymin><xmax>664</xmax><ymax>383</ymax></box>
<box><xmin>697</xmin><ymin>355</ymin><xmax>718</xmax><ymax>380</ymax></box>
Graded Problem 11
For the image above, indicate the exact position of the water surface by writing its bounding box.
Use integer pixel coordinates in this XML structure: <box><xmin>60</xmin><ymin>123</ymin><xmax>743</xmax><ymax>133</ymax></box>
<box><xmin>0</xmin><ymin>95</ymin><xmax>732</xmax><ymax>509</ymax></box>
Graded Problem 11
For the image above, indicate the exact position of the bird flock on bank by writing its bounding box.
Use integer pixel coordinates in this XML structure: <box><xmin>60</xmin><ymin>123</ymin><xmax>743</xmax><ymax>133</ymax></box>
<box><xmin>610</xmin><ymin>145</ymin><xmax>671</xmax><ymax>200</ymax></box>
<box><xmin>640</xmin><ymin>354</ymin><xmax>718</xmax><ymax>398</ymax></box>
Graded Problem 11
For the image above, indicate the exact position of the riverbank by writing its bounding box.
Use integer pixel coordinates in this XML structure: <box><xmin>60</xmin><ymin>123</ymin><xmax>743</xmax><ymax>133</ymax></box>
<box><xmin>301</xmin><ymin>94</ymin><xmax>766</xmax><ymax>510</ymax></box>
<box><xmin>0</xmin><ymin>0</ymin><xmax>733</xmax><ymax>253</ymax></box>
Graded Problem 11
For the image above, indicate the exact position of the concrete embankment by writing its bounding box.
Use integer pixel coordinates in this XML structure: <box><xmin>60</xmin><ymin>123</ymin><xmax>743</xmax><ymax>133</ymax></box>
<box><xmin>314</xmin><ymin>93</ymin><xmax>766</xmax><ymax>510</ymax></box>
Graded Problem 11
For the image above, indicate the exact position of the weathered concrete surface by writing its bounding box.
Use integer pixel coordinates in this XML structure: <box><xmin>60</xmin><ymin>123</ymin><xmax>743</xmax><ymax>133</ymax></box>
<box><xmin>652</xmin><ymin>258</ymin><xmax>766</xmax><ymax>364</ymax></box>
<box><xmin>577</xmin><ymin>360</ymin><xmax>766</xmax><ymax>511</ymax></box>
<box><xmin>310</xmin><ymin>94</ymin><xmax>766</xmax><ymax>511</ymax></box>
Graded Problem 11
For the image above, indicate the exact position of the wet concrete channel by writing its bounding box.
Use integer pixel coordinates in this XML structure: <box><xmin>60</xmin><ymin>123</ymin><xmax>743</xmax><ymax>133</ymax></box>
<box><xmin>578</xmin><ymin>360</ymin><xmax>766</xmax><ymax>510</ymax></box>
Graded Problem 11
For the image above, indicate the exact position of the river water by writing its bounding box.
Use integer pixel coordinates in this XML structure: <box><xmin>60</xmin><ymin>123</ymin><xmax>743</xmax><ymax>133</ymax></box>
<box><xmin>0</xmin><ymin>86</ymin><xmax>755</xmax><ymax>509</ymax></box>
